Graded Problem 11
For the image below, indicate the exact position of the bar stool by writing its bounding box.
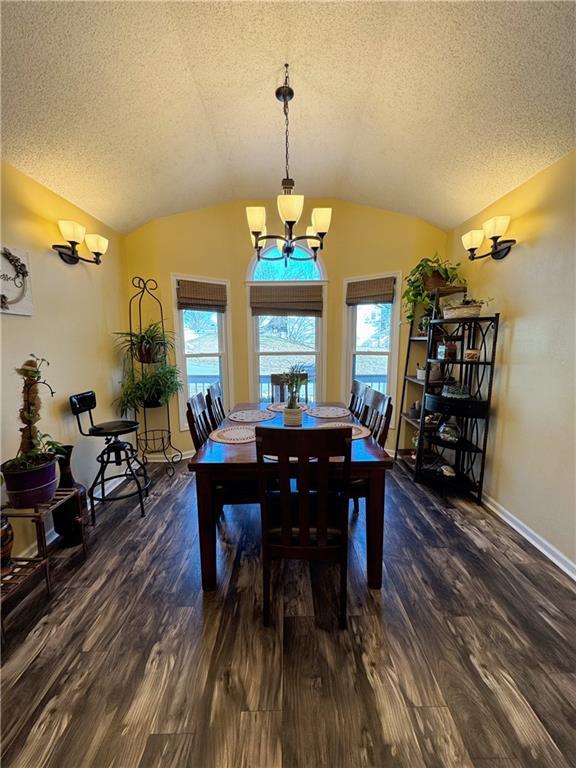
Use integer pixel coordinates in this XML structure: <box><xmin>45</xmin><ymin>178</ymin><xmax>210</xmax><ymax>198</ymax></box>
<box><xmin>69</xmin><ymin>391</ymin><xmax>150</xmax><ymax>525</ymax></box>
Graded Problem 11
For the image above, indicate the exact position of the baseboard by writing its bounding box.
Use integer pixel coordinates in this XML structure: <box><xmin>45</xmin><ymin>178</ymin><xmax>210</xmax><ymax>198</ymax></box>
<box><xmin>17</xmin><ymin>476</ymin><xmax>126</xmax><ymax>559</ymax></box>
<box><xmin>483</xmin><ymin>492</ymin><xmax>576</xmax><ymax>581</ymax></box>
<box><xmin>145</xmin><ymin>450</ymin><xmax>194</xmax><ymax>462</ymax></box>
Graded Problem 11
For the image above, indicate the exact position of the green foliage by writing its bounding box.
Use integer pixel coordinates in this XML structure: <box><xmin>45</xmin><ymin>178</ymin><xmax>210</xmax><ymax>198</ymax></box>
<box><xmin>4</xmin><ymin>354</ymin><xmax>65</xmax><ymax>470</ymax></box>
<box><xmin>114</xmin><ymin>322</ymin><xmax>174</xmax><ymax>363</ymax></box>
<box><xmin>444</xmin><ymin>293</ymin><xmax>493</xmax><ymax>308</ymax></box>
<box><xmin>117</xmin><ymin>363</ymin><xmax>182</xmax><ymax>416</ymax></box>
<box><xmin>282</xmin><ymin>363</ymin><xmax>307</xmax><ymax>409</ymax></box>
<box><xmin>402</xmin><ymin>254</ymin><xmax>464</xmax><ymax>320</ymax></box>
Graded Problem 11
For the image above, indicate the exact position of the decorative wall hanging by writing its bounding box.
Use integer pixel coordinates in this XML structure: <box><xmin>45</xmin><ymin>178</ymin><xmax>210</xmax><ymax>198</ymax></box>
<box><xmin>1</xmin><ymin>247</ymin><xmax>33</xmax><ymax>316</ymax></box>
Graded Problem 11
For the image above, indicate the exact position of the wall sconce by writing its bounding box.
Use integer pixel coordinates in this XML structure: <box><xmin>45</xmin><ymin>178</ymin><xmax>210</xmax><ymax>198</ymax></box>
<box><xmin>462</xmin><ymin>215</ymin><xmax>516</xmax><ymax>261</ymax></box>
<box><xmin>52</xmin><ymin>220</ymin><xmax>108</xmax><ymax>265</ymax></box>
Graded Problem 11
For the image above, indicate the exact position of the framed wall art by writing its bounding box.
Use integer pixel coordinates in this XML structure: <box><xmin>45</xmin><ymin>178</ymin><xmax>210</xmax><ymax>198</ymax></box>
<box><xmin>1</xmin><ymin>246</ymin><xmax>33</xmax><ymax>316</ymax></box>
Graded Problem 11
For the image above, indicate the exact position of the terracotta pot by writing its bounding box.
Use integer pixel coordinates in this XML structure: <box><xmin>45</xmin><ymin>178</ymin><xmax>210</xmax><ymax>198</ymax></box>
<box><xmin>1</xmin><ymin>514</ymin><xmax>14</xmax><ymax>575</ymax></box>
<box><xmin>1</xmin><ymin>455</ymin><xmax>58</xmax><ymax>508</ymax></box>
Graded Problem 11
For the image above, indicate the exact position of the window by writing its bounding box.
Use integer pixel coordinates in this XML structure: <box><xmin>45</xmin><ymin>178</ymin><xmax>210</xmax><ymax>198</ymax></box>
<box><xmin>344</xmin><ymin>274</ymin><xmax>399</xmax><ymax>412</ymax></box>
<box><xmin>349</xmin><ymin>303</ymin><xmax>392</xmax><ymax>393</ymax></box>
<box><xmin>174</xmin><ymin>277</ymin><xmax>230</xmax><ymax>426</ymax></box>
<box><xmin>249</xmin><ymin>246</ymin><xmax>324</xmax><ymax>402</ymax></box>
<box><xmin>255</xmin><ymin>314</ymin><xmax>320</xmax><ymax>402</ymax></box>
<box><xmin>180</xmin><ymin>309</ymin><xmax>226</xmax><ymax>399</ymax></box>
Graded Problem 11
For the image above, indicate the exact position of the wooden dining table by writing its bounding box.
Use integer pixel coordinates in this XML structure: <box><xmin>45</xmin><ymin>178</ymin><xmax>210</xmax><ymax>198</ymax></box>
<box><xmin>188</xmin><ymin>402</ymin><xmax>393</xmax><ymax>590</ymax></box>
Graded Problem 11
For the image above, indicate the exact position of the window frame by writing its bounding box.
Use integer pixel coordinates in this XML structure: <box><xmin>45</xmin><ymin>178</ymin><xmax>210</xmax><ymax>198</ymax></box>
<box><xmin>172</xmin><ymin>273</ymin><xmax>233</xmax><ymax>432</ymax></box>
<box><xmin>342</xmin><ymin>271</ymin><xmax>401</xmax><ymax>429</ymax></box>
<box><xmin>246</xmin><ymin>278</ymin><xmax>327</xmax><ymax>403</ymax></box>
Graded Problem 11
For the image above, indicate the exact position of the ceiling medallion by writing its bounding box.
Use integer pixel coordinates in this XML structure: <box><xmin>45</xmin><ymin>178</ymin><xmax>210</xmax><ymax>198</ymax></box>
<box><xmin>246</xmin><ymin>64</ymin><xmax>332</xmax><ymax>265</ymax></box>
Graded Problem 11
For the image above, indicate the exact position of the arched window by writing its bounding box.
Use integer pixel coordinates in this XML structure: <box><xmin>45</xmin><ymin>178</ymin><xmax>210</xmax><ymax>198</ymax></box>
<box><xmin>248</xmin><ymin>245</ymin><xmax>324</xmax><ymax>402</ymax></box>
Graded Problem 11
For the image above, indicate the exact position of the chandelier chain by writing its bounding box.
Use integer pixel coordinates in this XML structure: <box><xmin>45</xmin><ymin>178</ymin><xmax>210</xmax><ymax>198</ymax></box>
<box><xmin>284</xmin><ymin>63</ymin><xmax>290</xmax><ymax>181</ymax></box>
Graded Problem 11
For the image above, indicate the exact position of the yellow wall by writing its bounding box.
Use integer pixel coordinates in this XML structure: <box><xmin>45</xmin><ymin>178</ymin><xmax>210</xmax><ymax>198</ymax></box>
<box><xmin>450</xmin><ymin>151</ymin><xmax>575</xmax><ymax>563</ymax></box>
<box><xmin>122</xmin><ymin>198</ymin><xmax>449</xmax><ymax>454</ymax></box>
<box><xmin>1</xmin><ymin>162</ymin><xmax>124</xmax><ymax>552</ymax></box>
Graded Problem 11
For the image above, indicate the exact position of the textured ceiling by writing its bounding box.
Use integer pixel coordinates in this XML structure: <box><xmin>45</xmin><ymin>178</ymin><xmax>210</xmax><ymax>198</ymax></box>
<box><xmin>2</xmin><ymin>1</ymin><xmax>575</xmax><ymax>233</ymax></box>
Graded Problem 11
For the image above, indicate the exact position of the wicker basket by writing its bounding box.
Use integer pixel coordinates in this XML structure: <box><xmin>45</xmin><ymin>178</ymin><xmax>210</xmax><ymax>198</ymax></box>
<box><xmin>443</xmin><ymin>304</ymin><xmax>482</xmax><ymax>319</ymax></box>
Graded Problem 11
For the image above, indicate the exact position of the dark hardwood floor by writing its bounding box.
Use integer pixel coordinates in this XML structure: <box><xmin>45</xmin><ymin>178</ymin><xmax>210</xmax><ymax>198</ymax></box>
<box><xmin>2</xmin><ymin>462</ymin><xmax>575</xmax><ymax>768</ymax></box>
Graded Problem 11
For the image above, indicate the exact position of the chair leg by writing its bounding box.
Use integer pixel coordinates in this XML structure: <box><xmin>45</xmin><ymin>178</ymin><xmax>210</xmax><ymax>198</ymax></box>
<box><xmin>123</xmin><ymin>448</ymin><xmax>145</xmax><ymax>518</ymax></box>
<box><xmin>262</xmin><ymin>549</ymin><xmax>271</xmax><ymax>627</ymax></box>
<box><xmin>339</xmin><ymin>549</ymin><xmax>348</xmax><ymax>630</ymax></box>
<box><xmin>88</xmin><ymin>452</ymin><xmax>109</xmax><ymax>526</ymax></box>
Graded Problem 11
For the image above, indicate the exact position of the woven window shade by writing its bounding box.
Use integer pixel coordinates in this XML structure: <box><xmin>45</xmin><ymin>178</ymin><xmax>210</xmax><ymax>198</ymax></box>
<box><xmin>345</xmin><ymin>277</ymin><xmax>395</xmax><ymax>306</ymax></box>
<box><xmin>250</xmin><ymin>284</ymin><xmax>323</xmax><ymax>317</ymax></box>
<box><xmin>176</xmin><ymin>280</ymin><xmax>227</xmax><ymax>312</ymax></box>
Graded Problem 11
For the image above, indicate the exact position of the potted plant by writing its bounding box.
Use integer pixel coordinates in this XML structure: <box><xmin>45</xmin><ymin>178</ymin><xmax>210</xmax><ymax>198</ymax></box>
<box><xmin>442</xmin><ymin>294</ymin><xmax>493</xmax><ymax>320</ymax></box>
<box><xmin>117</xmin><ymin>362</ymin><xmax>182</xmax><ymax>416</ymax></box>
<box><xmin>402</xmin><ymin>254</ymin><xmax>463</xmax><ymax>321</ymax></box>
<box><xmin>282</xmin><ymin>364</ymin><xmax>307</xmax><ymax>426</ymax></box>
<box><xmin>114</xmin><ymin>321</ymin><xmax>174</xmax><ymax>364</ymax></box>
<box><xmin>1</xmin><ymin>355</ymin><xmax>65</xmax><ymax>508</ymax></box>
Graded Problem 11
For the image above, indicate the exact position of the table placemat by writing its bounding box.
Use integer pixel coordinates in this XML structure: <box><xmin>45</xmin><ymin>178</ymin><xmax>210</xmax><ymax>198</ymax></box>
<box><xmin>317</xmin><ymin>422</ymin><xmax>371</xmax><ymax>440</ymax></box>
<box><xmin>228</xmin><ymin>409</ymin><xmax>275</xmax><ymax>423</ymax></box>
<box><xmin>306</xmin><ymin>406</ymin><xmax>351</xmax><ymax>419</ymax></box>
<box><xmin>209</xmin><ymin>426</ymin><xmax>256</xmax><ymax>444</ymax></box>
<box><xmin>266</xmin><ymin>402</ymin><xmax>308</xmax><ymax>413</ymax></box>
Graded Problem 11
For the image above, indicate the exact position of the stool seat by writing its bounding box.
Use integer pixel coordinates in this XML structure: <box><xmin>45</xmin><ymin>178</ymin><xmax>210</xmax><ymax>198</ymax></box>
<box><xmin>88</xmin><ymin>420</ymin><xmax>139</xmax><ymax>437</ymax></box>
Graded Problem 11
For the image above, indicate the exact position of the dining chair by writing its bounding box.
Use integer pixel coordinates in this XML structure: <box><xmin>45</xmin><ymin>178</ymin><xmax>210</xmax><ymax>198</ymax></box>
<box><xmin>186</xmin><ymin>392</ymin><xmax>212</xmax><ymax>451</ymax></box>
<box><xmin>187</xmin><ymin>393</ymin><xmax>259</xmax><ymax>515</ymax></box>
<box><xmin>270</xmin><ymin>373</ymin><xmax>309</xmax><ymax>403</ymax></box>
<box><xmin>349</xmin><ymin>379</ymin><xmax>367</xmax><ymax>419</ymax></box>
<box><xmin>351</xmin><ymin>392</ymin><xmax>393</xmax><ymax>514</ymax></box>
<box><xmin>255</xmin><ymin>426</ymin><xmax>352</xmax><ymax>628</ymax></box>
<box><xmin>206</xmin><ymin>382</ymin><xmax>226</xmax><ymax>429</ymax></box>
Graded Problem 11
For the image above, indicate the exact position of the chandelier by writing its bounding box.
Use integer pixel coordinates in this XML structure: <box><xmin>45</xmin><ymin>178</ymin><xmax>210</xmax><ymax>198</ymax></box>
<box><xmin>246</xmin><ymin>64</ymin><xmax>332</xmax><ymax>264</ymax></box>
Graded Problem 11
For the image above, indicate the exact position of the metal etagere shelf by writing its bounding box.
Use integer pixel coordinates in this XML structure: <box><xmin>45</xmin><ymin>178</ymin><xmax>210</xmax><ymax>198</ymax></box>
<box><xmin>128</xmin><ymin>277</ymin><xmax>183</xmax><ymax>476</ymax></box>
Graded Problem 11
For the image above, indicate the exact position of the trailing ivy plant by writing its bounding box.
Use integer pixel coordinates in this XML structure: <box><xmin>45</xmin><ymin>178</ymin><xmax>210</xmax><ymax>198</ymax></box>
<box><xmin>402</xmin><ymin>254</ymin><xmax>463</xmax><ymax>320</ymax></box>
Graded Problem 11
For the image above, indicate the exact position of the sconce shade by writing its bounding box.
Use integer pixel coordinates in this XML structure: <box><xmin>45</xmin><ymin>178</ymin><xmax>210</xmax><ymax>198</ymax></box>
<box><xmin>277</xmin><ymin>194</ymin><xmax>304</xmax><ymax>225</ymax></box>
<box><xmin>483</xmin><ymin>216</ymin><xmax>510</xmax><ymax>240</ymax></box>
<box><xmin>246</xmin><ymin>207</ymin><xmax>266</xmax><ymax>234</ymax></box>
<box><xmin>85</xmin><ymin>234</ymin><xmax>109</xmax><ymax>256</ymax></box>
<box><xmin>311</xmin><ymin>207</ymin><xmax>332</xmax><ymax>234</ymax></box>
<box><xmin>461</xmin><ymin>230</ymin><xmax>485</xmax><ymax>251</ymax></box>
<box><xmin>58</xmin><ymin>220</ymin><xmax>86</xmax><ymax>245</ymax></box>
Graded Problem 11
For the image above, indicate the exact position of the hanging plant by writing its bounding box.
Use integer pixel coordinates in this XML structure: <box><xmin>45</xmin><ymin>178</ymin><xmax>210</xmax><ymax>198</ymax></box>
<box><xmin>116</xmin><ymin>363</ymin><xmax>182</xmax><ymax>416</ymax></box>
<box><xmin>114</xmin><ymin>321</ymin><xmax>174</xmax><ymax>364</ymax></box>
<box><xmin>402</xmin><ymin>254</ymin><xmax>464</xmax><ymax>320</ymax></box>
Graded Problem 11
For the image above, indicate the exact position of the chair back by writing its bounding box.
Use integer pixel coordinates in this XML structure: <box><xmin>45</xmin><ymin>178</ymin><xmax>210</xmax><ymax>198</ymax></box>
<box><xmin>255</xmin><ymin>426</ymin><xmax>351</xmax><ymax>549</ymax></box>
<box><xmin>69</xmin><ymin>391</ymin><xmax>97</xmax><ymax>435</ymax></box>
<box><xmin>349</xmin><ymin>379</ymin><xmax>366</xmax><ymax>418</ymax></box>
<box><xmin>361</xmin><ymin>389</ymin><xmax>393</xmax><ymax>446</ymax></box>
<box><xmin>186</xmin><ymin>392</ymin><xmax>212</xmax><ymax>450</ymax></box>
<box><xmin>206</xmin><ymin>382</ymin><xmax>225</xmax><ymax>429</ymax></box>
<box><xmin>270</xmin><ymin>372</ymin><xmax>309</xmax><ymax>403</ymax></box>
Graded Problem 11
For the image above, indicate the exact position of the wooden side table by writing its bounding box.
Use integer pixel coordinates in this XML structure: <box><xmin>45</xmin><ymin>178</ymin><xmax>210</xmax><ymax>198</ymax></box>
<box><xmin>1</xmin><ymin>489</ymin><xmax>87</xmax><ymax>635</ymax></box>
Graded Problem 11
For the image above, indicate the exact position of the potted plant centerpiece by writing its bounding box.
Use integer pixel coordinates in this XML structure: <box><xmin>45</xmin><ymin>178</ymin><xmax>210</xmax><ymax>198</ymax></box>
<box><xmin>282</xmin><ymin>364</ymin><xmax>306</xmax><ymax>426</ymax></box>
<box><xmin>402</xmin><ymin>254</ymin><xmax>463</xmax><ymax>321</ymax></box>
<box><xmin>442</xmin><ymin>294</ymin><xmax>493</xmax><ymax>320</ymax></box>
<box><xmin>1</xmin><ymin>355</ymin><xmax>65</xmax><ymax>508</ymax></box>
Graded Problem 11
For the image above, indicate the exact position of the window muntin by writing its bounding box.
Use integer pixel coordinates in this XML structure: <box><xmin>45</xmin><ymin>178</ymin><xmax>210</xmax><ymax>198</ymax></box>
<box><xmin>251</xmin><ymin>246</ymin><xmax>322</xmax><ymax>281</ymax></box>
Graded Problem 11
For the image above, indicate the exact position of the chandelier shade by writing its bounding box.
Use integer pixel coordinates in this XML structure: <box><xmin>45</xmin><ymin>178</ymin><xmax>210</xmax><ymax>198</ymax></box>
<box><xmin>246</xmin><ymin>64</ymin><xmax>331</xmax><ymax>265</ymax></box>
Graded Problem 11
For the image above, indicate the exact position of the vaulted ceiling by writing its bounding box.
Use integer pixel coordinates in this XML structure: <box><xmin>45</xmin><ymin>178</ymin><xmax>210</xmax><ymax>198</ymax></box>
<box><xmin>2</xmin><ymin>1</ymin><xmax>574</xmax><ymax>233</ymax></box>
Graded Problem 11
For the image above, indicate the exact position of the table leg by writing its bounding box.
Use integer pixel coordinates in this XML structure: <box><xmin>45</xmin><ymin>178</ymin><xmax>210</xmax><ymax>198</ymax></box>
<box><xmin>196</xmin><ymin>471</ymin><xmax>216</xmax><ymax>590</ymax></box>
<box><xmin>366</xmin><ymin>467</ymin><xmax>385</xmax><ymax>589</ymax></box>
